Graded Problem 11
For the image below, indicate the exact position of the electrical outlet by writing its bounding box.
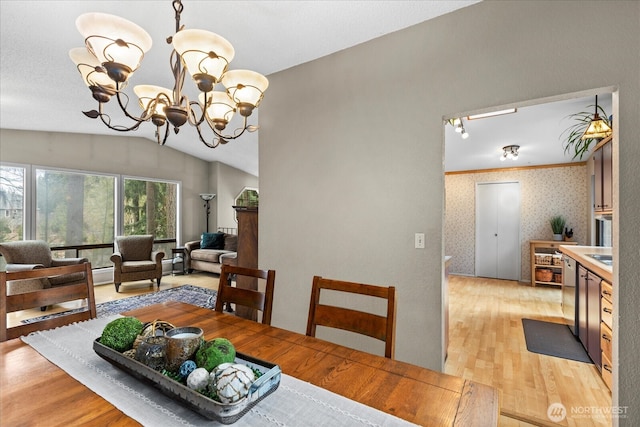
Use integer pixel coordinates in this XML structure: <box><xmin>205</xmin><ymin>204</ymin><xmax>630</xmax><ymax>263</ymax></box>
<box><xmin>415</xmin><ymin>233</ymin><xmax>425</xmax><ymax>249</ymax></box>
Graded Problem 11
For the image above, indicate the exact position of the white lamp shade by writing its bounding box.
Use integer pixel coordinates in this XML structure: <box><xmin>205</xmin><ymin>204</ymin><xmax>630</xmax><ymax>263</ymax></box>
<box><xmin>222</xmin><ymin>69</ymin><xmax>269</xmax><ymax>107</ymax></box>
<box><xmin>76</xmin><ymin>13</ymin><xmax>152</xmax><ymax>72</ymax></box>
<box><xmin>172</xmin><ymin>29</ymin><xmax>235</xmax><ymax>82</ymax></box>
<box><xmin>199</xmin><ymin>91</ymin><xmax>235</xmax><ymax>123</ymax></box>
<box><xmin>134</xmin><ymin>85</ymin><xmax>173</xmax><ymax>116</ymax></box>
<box><xmin>69</xmin><ymin>47</ymin><xmax>115</xmax><ymax>88</ymax></box>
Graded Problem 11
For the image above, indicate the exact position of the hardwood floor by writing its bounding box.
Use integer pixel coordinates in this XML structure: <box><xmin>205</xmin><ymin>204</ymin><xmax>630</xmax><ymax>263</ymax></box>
<box><xmin>446</xmin><ymin>275</ymin><xmax>612</xmax><ymax>427</ymax></box>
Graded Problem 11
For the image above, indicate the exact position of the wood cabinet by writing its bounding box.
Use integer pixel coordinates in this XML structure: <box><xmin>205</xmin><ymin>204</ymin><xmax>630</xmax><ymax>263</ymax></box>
<box><xmin>593</xmin><ymin>136</ymin><xmax>613</xmax><ymax>213</ymax></box>
<box><xmin>577</xmin><ymin>265</ymin><xmax>603</xmax><ymax>368</ymax></box>
<box><xmin>233</xmin><ymin>206</ymin><xmax>258</xmax><ymax>320</ymax></box>
<box><xmin>600</xmin><ymin>280</ymin><xmax>613</xmax><ymax>390</ymax></box>
<box><xmin>529</xmin><ymin>240</ymin><xmax>577</xmax><ymax>287</ymax></box>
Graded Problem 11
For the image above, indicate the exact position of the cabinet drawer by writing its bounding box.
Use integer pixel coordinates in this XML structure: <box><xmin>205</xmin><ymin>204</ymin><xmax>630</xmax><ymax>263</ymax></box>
<box><xmin>601</xmin><ymin>280</ymin><xmax>613</xmax><ymax>303</ymax></box>
<box><xmin>601</xmin><ymin>351</ymin><xmax>613</xmax><ymax>391</ymax></box>
<box><xmin>601</xmin><ymin>321</ymin><xmax>612</xmax><ymax>361</ymax></box>
<box><xmin>601</xmin><ymin>296</ymin><xmax>613</xmax><ymax>329</ymax></box>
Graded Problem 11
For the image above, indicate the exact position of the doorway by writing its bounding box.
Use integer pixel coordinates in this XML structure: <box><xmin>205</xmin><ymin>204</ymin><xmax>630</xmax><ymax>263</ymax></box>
<box><xmin>475</xmin><ymin>181</ymin><xmax>520</xmax><ymax>280</ymax></box>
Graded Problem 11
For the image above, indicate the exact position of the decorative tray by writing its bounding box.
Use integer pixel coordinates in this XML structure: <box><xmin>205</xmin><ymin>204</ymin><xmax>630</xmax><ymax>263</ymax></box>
<box><xmin>93</xmin><ymin>339</ymin><xmax>281</xmax><ymax>424</ymax></box>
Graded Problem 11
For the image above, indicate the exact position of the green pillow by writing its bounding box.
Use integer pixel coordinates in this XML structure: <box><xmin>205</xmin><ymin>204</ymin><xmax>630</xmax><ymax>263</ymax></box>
<box><xmin>201</xmin><ymin>232</ymin><xmax>225</xmax><ymax>249</ymax></box>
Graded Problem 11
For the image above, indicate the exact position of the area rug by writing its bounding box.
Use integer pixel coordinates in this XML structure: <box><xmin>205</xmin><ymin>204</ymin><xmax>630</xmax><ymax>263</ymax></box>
<box><xmin>522</xmin><ymin>318</ymin><xmax>592</xmax><ymax>363</ymax></box>
<box><xmin>22</xmin><ymin>284</ymin><xmax>216</xmax><ymax>324</ymax></box>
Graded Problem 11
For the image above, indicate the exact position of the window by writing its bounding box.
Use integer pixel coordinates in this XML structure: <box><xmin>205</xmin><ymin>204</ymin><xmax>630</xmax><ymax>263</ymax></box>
<box><xmin>35</xmin><ymin>168</ymin><xmax>116</xmax><ymax>267</ymax></box>
<box><xmin>234</xmin><ymin>187</ymin><xmax>259</xmax><ymax>207</ymax></box>
<box><xmin>0</xmin><ymin>166</ymin><xmax>25</xmax><ymax>242</ymax></box>
<box><xmin>123</xmin><ymin>177</ymin><xmax>178</xmax><ymax>258</ymax></box>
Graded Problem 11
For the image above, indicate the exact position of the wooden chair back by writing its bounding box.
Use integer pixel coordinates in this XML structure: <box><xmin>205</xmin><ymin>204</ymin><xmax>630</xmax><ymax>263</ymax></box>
<box><xmin>215</xmin><ymin>265</ymin><xmax>276</xmax><ymax>325</ymax></box>
<box><xmin>1</xmin><ymin>262</ymin><xmax>96</xmax><ymax>342</ymax></box>
<box><xmin>306</xmin><ymin>276</ymin><xmax>397</xmax><ymax>359</ymax></box>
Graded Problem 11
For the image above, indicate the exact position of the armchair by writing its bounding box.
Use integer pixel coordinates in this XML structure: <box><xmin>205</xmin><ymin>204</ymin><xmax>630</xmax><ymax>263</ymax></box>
<box><xmin>0</xmin><ymin>240</ymin><xmax>89</xmax><ymax>296</ymax></box>
<box><xmin>111</xmin><ymin>235</ymin><xmax>164</xmax><ymax>292</ymax></box>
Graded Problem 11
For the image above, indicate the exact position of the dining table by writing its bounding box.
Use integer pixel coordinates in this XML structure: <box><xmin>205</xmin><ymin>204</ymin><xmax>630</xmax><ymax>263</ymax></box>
<box><xmin>0</xmin><ymin>301</ymin><xmax>499</xmax><ymax>426</ymax></box>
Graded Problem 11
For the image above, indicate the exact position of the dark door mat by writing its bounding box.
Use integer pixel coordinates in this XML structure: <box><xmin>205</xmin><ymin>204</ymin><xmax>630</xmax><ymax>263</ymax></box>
<box><xmin>522</xmin><ymin>318</ymin><xmax>593</xmax><ymax>364</ymax></box>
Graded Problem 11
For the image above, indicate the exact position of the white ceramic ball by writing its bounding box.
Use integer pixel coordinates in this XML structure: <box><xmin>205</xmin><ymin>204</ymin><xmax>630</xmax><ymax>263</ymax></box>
<box><xmin>186</xmin><ymin>367</ymin><xmax>210</xmax><ymax>391</ymax></box>
<box><xmin>215</xmin><ymin>364</ymin><xmax>256</xmax><ymax>404</ymax></box>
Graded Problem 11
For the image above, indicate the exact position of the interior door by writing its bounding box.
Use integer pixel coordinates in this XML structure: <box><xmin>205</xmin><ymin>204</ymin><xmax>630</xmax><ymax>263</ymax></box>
<box><xmin>475</xmin><ymin>182</ymin><xmax>520</xmax><ymax>280</ymax></box>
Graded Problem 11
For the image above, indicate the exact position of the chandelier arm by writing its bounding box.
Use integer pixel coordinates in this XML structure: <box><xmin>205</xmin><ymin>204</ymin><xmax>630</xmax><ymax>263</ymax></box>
<box><xmin>156</xmin><ymin>122</ymin><xmax>170</xmax><ymax>146</ymax></box>
<box><xmin>112</xmin><ymin>83</ymin><xmax>151</xmax><ymax>125</ymax></box>
<box><xmin>186</xmin><ymin>98</ymin><xmax>207</xmax><ymax>128</ymax></box>
<box><xmin>87</xmin><ymin>101</ymin><xmax>145</xmax><ymax>132</ymax></box>
<box><xmin>193</xmin><ymin>122</ymin><xmax>221</xmax><ymax>149</ymax></box>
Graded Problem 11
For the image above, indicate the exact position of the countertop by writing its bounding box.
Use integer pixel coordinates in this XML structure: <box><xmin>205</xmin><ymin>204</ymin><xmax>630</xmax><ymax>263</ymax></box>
<box><xmin>559</xmin><ymin>245</ymin><xmax>613</xmax><ymax>283</ymax></box>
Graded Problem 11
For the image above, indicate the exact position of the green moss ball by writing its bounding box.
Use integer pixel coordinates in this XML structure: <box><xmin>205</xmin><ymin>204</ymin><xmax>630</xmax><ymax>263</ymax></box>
<box><xmin>100</xmin><ymin>317</ymin><xmax>144</xmax><ymax>352</ymax></box>
<box><xmin>195</xmin><ymin>338</ymin><xmax>236</xmax><ymax>371</ymax></box>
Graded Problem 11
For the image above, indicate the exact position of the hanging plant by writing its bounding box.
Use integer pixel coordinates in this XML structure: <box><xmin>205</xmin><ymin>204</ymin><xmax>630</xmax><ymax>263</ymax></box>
<box><xmin>560</xmin><ymin>103</ymin><xmax>611</xmax><ymax>160</ymax></box>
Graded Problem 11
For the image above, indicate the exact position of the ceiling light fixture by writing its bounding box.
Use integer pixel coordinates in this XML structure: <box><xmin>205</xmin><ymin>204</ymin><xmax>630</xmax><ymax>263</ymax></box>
<box><xmin>500</xmin><ymin>145</ymin><xmax>519</xmax><ymax>161</ymax></box>
<box><xmin>69</xmin><ymin>0</ymin><xmax>268</xmax><ymax>148</ymax></box>
<box><xmin>467</xmin><ymin>108</ymin><xmax>517</xmax><ymax>120</ymax></box>
<box><xmin>581</xmin><ymin>95</ymin><xmax>612</xmax><ymax>140</ymax></box>
<box><xmin>447</xmin><ymin>118</ymin><xmax>469</xmax><ymax>139</ymax></box>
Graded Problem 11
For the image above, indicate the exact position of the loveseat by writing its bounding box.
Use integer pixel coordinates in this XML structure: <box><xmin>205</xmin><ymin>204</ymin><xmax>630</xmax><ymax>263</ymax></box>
<box><xmin>184</xmin><ymin>232</ymin><xmax>237</xmax><ymax>275</ymax></box>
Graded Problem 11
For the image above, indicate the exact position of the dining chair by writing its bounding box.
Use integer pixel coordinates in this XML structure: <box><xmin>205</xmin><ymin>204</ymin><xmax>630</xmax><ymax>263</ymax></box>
<box><xmin>1</xmin><ymin>262</ymin><xmax>96</xmax><ymax>342</ymax></box>
<box><xmin>306</xmin><ymin>276</ymin><xmax>397</xmax><ymax>359</ymax></box>
<box><xmin>214</xmin><ymin>265</ymin><xmax>276</xmax><ymax>325</ymax></box>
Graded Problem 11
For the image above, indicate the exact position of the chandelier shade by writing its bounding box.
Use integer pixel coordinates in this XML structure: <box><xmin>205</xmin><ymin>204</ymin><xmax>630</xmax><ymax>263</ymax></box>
<box><xmin>134</xmin><ymin>85</ymin><xmax>173</xmax><ymax>116</ymax></box>
<box><xmin>199</xmin><ymin>92</ymin><xmax>236</xmax><ymax>131</ymax></box>
<box><xmin>69</xmin><ymin>0</ymin><xmax>267</xmax><ymax>149</ymax></box>
<box><xmin>222</xmin><ymin>69</ymin><xmax>269</xmax><ymax>115</ymax></box>
<box><xmin>172</xmin><ymin>29</ymin><xmax>235</xmax><ymax>92</ymax></box>
<box><xmin>76</xmin><ymin>13</ymin><xmax>152</xmax><ymax>82</ymax></box>
<box><xmin>69</xmin><ymin>48</ymin><xmax>116</xmax><ymax>93</ymax></box>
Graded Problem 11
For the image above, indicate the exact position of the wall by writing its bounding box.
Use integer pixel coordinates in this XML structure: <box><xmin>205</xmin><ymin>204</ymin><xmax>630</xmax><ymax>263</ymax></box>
<box><xmin>259</xmin><ymin>1</ymin><xmax>639</xmax><ymax>422</ymax></box>
<box><xmin>445</xmin><ymin>164</ymin><xmax>588</xmax><ymax>281</ymax></box>
<box><xmin>0</xmin><ymin>129</ymin><xmax>209</xmax><ymax>245</ymax></box>
<box><xmin>209</xmin><ymin>162</ymin><xmax>258</xmax><ymax>230</ymax></box>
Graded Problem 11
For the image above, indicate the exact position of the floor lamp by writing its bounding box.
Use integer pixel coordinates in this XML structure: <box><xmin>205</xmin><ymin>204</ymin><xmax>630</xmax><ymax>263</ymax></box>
<box><xmin>199</xmin><ymin>193</ymin><xmax>216</xmax><ymax>233</ymax></box>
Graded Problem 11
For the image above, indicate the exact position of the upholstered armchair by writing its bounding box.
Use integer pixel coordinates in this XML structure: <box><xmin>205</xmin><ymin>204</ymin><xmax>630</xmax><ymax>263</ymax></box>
<box><xmin>111</xmin><ymin>235</ymin><xmax>164</xmax><ymax>292</ymax></box>
<box><xmin>0</xmin><ymin>240</ymin><xmax>89</xmax><ymax>297</ymax></box>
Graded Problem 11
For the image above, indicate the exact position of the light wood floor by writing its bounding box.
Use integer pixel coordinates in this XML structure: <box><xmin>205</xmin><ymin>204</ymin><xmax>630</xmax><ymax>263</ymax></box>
<box><xmin>446</xmin><ymin>275</ymin><xmax>612</xmax><ymax>427</ymax></box>
<box><xmin>9</xmin><ymin>273</ymin><xmax>612</xmax><ymax>426</ymax></box>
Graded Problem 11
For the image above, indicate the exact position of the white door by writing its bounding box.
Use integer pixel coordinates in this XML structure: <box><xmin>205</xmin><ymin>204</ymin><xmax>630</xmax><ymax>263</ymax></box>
<box><xmin>475</xmin><ymin>182</ymin><xmax>520</xmax><ymax>280</ymax></box>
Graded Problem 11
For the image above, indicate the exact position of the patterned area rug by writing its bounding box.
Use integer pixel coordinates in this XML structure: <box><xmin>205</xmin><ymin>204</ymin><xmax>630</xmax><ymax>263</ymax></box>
<box><xmin>22</xmin><ymin>284</ymin><xmax>216</xmax><ymax>324</ymax></box>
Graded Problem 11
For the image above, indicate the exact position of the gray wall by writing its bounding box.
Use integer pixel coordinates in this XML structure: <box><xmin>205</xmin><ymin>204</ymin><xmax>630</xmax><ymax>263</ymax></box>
<box><xmin>209</xmin><ymin>162</ymin><xmax>258</xmax><ymax>231</ymax></box>
<box><xmin>259</xmin><ymin>1</ymin><xmax>639</xmax><ymax>423</ymax></box>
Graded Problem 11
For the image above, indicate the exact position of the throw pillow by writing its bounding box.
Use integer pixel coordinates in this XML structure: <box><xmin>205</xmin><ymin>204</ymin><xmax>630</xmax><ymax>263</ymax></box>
<box><xmin>201</xmin><ymin>232</ymin><xmax>225</xmax><ymax>249</ymax></box>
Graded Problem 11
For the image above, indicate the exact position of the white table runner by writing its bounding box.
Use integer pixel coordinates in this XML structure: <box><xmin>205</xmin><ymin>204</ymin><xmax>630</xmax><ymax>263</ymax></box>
<box><xmin>21</xmin><ymin>316</ymin><xmax>417</xmax><ymax>427</ymax></box>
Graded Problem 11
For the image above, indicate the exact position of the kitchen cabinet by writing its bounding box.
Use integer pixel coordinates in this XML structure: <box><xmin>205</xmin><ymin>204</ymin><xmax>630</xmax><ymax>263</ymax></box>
<box><xmin>530</xmin><ymin>240</ymin><xmax>577</xmax><ymax>287</ymax></box>
<box><xmin>593</xmin><ymin>136</ymin><xmax>613</xmax><ymax>213</ymax></box>
<box><xmin>600</xmin><ymin>280</ymin><xmax>613</xmax><ymax>390</ymax></box>
<box><xmin>578</xmin><ymin>265</ymin><xmax>602</xmax><ymax>368</ymax></box>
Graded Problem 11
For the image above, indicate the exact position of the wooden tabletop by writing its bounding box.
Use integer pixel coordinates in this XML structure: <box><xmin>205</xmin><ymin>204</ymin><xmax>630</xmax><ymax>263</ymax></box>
<box><xmin>1</xmin><ymin>302</ymin><xmax>499</xmax><ymax>426</ymax></box>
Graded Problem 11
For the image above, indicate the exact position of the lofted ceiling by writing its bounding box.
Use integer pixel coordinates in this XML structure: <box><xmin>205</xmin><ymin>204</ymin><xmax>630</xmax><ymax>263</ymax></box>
<box><xmin>0</xmin><ymin>1</ymin><xmax>613</xmax><ymax>176</ymax></box>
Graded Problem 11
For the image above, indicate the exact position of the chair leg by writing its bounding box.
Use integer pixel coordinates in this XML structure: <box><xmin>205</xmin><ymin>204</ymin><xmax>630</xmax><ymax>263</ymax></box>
<box><xmin>157</xmin><ymin>276</ymin><xmax>162</xmax><ymax>289</ymax></box>
<box><xmin>41</xmin><ymin>306</ymin><xmax>47</xmax><ymax>311</ymax></box>
<box><xmin>115</xmin><ymin>282</ymin><xmax>120</xmax><ymax>293</ymax></box>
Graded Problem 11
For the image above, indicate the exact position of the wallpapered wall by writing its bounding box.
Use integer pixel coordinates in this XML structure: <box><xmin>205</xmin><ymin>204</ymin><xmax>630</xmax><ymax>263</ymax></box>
<box><xmin>445</xmin><ymin>165</ymin><xmax>588</xmax><ymax>282</ymax></box>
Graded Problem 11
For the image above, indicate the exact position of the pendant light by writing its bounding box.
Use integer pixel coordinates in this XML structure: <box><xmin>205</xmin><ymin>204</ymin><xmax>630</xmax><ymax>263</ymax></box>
<box><xmin>581</xmin><ymin>95</ymin><xmax>612</xmax><ymax>140</ymax></box>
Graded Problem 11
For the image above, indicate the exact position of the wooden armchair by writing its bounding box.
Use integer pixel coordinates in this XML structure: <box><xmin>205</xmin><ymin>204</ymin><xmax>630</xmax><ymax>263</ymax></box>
<box><xmin>111</xmin><ymin>235</ymin><xmax>164</xmax><ymax>292</ymax></box>
<box><xmin>215</xmin><ymin>265</ymin><xmax>276</xmax><ymax>325</ymax></box>
<box><xmin>306</xmin><ymin>276</ymin><xmax>397</xmax><ymax>358</ymax></box>
<box><xmin>1</xmin><ymin>262</ymin><xmax>96</xmax><ymax>342</ymax></box>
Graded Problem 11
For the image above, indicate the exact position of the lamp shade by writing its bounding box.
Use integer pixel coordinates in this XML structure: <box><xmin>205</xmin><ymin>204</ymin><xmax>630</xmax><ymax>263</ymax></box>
<box><xmin>133</xmin><ymin>85</ymin><xmax>173</xmax><ymax>116</ymax></box>
<box><xmin>581</xmin><ymin>114</ymin><xmax>612</xmax><ymax>140</ymax></box>
<box><xmin>76</xmin><ymin>13</ymin><xmax>152</xmax><ymax>74</ymax></box>
<box><xmin>69</xmin><ymin>47</ymin><xmax>115</xmax><ymax>89</ymax></box>
<box><xmin>222</xmin><ymin>69</ymin><xmax>269</xmax><ymax>108</ymax></box>
<box><xmin>199</xmin><ymin>91</ymin><xmax>235</xmax><ymax>129</ymax></box>
<box><xmin>172</xmin><ymin>29</ymin><xmax>235</xmax><ymax>85</ymax></box>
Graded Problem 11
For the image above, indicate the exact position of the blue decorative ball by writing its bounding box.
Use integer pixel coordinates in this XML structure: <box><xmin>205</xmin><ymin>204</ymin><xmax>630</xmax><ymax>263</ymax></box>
<box><xmin>179</xmin><ymin>360</ymin><xmax>198</xmax><ymax>379</ymax></box>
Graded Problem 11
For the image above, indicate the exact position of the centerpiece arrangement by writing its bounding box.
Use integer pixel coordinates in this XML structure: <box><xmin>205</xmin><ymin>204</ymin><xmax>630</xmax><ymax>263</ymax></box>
<box><xmin>94</xmin><ymin>317</ymin><xmax>281</xmax><ymax>423</ymax></box>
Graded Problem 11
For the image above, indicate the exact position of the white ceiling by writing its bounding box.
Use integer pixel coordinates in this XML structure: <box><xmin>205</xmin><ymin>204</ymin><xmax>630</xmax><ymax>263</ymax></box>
<box><xmin>0</xmin><ymin>1</ymin><xmax>612</xmax><ymax>176</ymax></box>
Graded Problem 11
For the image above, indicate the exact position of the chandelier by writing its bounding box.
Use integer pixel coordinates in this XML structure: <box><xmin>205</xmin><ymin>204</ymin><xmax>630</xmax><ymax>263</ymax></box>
<box><xmin>447</xmin><ymin>118</ymin><xmax>469</xmax><ymax>139</ymax></box>
<box><xmin>69</xmin><ymin>0</ymin><xmax>268</xmax><ymax>148</ymax></box>
<box><xmin>500</xmin><ymin>145</ymin><xmax>519</xmax><ymax>161</ymax></box>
